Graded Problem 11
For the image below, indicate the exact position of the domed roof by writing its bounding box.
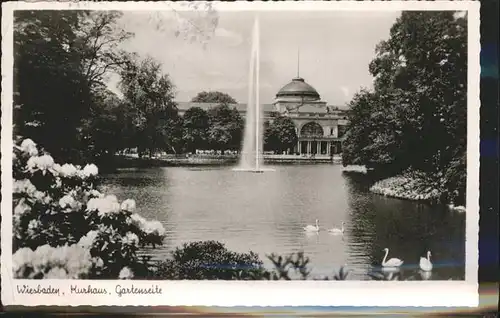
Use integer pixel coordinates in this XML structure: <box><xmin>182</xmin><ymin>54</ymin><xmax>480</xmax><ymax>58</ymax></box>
<box><xmin>276</xmin><ymin>77</ymin><xmax>320</xmax><ymax>99</ymax></box>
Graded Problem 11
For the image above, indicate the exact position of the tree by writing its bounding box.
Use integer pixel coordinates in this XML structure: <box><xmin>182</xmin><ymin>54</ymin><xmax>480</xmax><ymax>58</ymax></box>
<box><xmin>76</xmin><ymin>11</ymin><xmax>133</xmax><ymax>91</ymax></box>
<box><xmin>207</xmin><ymin>104</ymin><xmax>244</xmax><ymax>153</ymax></box>
<box><xmin>369</xmin><ymin>11</ymin><xmax>466</xmax><ymax>173</ymax></box>
<box><xmin>14</xmin><ymin>11</ymin><xmax>92</xmax><ymax>163</ymax></box>
<box><xmin>192</xmin><ymin>91</ymin><xmax>237</xmax><ymax>104</ymax></box>
<box><xmin>263</xmin><ymin>120</ymin><xmax>273</xmax><ymax>151</ymax></box>
<box><xmin>182</xmin><ymin>107</ymin><xmax>210</xmax><ymax>153</ymax></box>
<box><xmin>156</xmin><ymin>111</ymin><xmax>185</xmax><ymax>155</ymax></box>
<box><xmin>119</xmin><ymin>56</ymin><xmax>182</xmax><ymax>156</ymax></box>
<box><xmin>343</xmin><ymin>11</ymin><xmax>467</xmax><ymax>201</ymax></box>
<box><xmin>13</xmin><ymin>10</ymin><xmax>133</xmax><ymax>164</ymax></box>
<box><xmin>265</xmin><ymin>115</ymin><xmax>298</xmax><ymax>154</ymax></box>
<box><xmin>81</xmin><ymin>89</ymin><xmax>128</xmax><ymax>164</ymax></box>
<box><xmin>343</xmin><ymin>89</ymin><xmax>417</xmax><ymax>173</ymax></box>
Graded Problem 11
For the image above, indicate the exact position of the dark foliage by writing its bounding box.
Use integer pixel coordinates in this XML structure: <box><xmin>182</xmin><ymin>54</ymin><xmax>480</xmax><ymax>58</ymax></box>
<box><xmin>264</xmin><ymin>115</ymin><xmax>298</xmax><ymax>153</ymax></box>
<box><xmin>342</xmin><ymin>11</ymin><xmax>467</xmax><ymax>204</ymax></box>
<box><xmin>182</xmin><ymin>107</ymin><xmax>210</xmax><ymax>153</ymax></box>
<box><xmin>119</xmin><ymin>56</ymin><xmax>183</xmax><ymax>156</ymax></box>
<box><xmin>152</xmin><ymin>241</ymin><xmax>266</xmax><ymax>280</ymax></box>
<box><xmin>14</xmin><ymin>11</ymin><xmax>133</xmax><ymax>165</ymax></box>
<box><xmin>191</xmin><ymin>91</ymin><xmax>238</xmax><ymax>104</ymax></box>
<box><xmin>207</xmin><ymin>104</ymin><xmax>244</xmax><ymax>153</ymax></box>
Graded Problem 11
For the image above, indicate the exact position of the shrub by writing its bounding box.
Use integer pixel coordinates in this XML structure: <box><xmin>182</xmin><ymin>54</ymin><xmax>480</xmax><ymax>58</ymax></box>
<box><xmin>266</xmin><ymin>252</ymin><xmax>350</xmax><ymax>281</ymax></box>
<box><xmin>153</xmin><ymin>241</ymin><xmax>267</xmax><ymax>280</ymax></box>
<box><xmin>12</xmin><ymin>138</ymin><xmax>166</xmax><ymax>279</ymax></box>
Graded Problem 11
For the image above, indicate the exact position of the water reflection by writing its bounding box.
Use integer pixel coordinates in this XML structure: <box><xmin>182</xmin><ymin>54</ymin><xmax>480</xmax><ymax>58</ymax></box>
<box><xmin>342</xmin><ymin>173</ymin><xmax>465</xmax><ymax>280</ymax></box>
<box><xmin>101</xmin><ymin>165</ymin><xmax>465</xmax><ymax>280</ymax></box>
<box><xmin>419</xmin><ymin>270</ymin><xmax>433</xmax><ymax>280</ymax></box>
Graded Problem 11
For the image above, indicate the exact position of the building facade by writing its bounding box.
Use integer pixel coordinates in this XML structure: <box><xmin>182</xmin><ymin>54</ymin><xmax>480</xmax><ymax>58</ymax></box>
<box><xmin>177</xmin><ymin>76</ymin><xmax>349</xmax><ymax>155</ymax></box>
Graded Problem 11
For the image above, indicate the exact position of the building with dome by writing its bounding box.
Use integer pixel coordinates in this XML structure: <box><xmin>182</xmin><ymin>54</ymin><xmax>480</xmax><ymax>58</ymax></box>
<box><xmin>177</xmin><ymin>76</ymin><xmax>349</xmax><ymax>156</ymax></box>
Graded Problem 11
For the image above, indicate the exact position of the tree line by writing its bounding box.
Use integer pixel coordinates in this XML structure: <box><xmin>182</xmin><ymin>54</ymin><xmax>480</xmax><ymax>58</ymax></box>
<box><xmin>13</xmin><ymin>10</ymin><xmax>298</xmax><ymax>169</ymax></box>
<box><xmin>342</xmin><ymin>11</ymin><xmax>467</xmax><ymax>204</ymax></box>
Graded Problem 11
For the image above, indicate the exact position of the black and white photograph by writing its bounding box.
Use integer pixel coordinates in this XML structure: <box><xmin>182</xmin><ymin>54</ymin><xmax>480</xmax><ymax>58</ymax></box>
<box><xmin>1</xmin><ymin>1</ymin><xmax>480</xmax><ymax>307</ymax></box>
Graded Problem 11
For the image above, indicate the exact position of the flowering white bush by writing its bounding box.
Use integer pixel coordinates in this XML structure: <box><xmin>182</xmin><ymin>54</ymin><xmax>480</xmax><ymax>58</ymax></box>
<box><xmin>12</xmin><ymin>138</ymin><xmax>166</xmax><ymax>279</ymax></box>
<box><xmin>13</xmin><ymin>244</ymin><xmax>93</xmax><ymax>279</ymax></box>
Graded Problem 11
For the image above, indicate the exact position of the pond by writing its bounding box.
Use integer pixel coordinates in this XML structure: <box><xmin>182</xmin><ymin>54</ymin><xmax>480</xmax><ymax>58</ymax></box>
<box><xmin>100</xmin><ymin>164</ymin><xmax>465</xmax><ymax>280</ymax></box>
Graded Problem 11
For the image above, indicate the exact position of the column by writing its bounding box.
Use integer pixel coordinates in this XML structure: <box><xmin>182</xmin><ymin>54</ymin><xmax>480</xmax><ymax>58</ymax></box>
<box><xmin>326</xmin><ymin>142</ymin><xmax>330</xmax><ymax>155</ymax></box>
<box><xmin>307</xmin><ymin>141</ymin><xmax>311</xmax><ymax>154</ymax></box>
<box><xmin>297</xmin><ymin>141</ymin><xmax>301</xmax><ymax>154</ymax></box>
<box><xmin>317</xmin><ymin>142</ymin><xmax>321</xmax><ymax>155</ymax></box>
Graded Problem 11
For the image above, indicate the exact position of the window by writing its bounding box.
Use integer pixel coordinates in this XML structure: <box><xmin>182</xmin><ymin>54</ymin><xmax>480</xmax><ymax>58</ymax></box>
<box><xmin>300</xmin><ymin>122</ymin><xmax>324</xmax><ymax>137</ymax></box>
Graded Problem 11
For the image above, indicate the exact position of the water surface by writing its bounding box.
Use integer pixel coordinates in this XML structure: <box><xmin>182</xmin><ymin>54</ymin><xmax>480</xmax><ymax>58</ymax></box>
<box><xmin>101</xmin><ymin>165</ymin><xmax>465</xmax><ymax>280</ymax></box>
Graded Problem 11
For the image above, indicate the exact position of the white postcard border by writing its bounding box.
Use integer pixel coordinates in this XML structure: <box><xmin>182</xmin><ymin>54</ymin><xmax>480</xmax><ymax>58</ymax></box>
<box><xmin>1</xmin><ymin>1</ymin><xmax>480</xmax><ymax>307</ymax></box>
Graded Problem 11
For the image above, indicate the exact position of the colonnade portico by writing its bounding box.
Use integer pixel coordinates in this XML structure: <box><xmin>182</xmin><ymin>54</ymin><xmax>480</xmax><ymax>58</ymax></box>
<box><xmin>295</xmin><ymin>139</ymin><xmax>342</xmax><ymax>155</ymax></box>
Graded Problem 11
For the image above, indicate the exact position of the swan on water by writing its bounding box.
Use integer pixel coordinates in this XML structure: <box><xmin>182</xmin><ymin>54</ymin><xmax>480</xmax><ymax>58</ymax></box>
<box><xmin>328</xmin><ymin>221</ymin><xmax>345</xmax><ymax>235</ymax></box>
<box><xmin>419</xmin><ymin>251</ymin><xmax>433</xmax><ymax>271</ymax></box>
<box><xmin>381</xmin><ymin>248</ymin><xmax>404</xmax><ymax>268</ymax></box>
<box><xmin>304</xmin><ymin>219</ymin><xmax>320</xmax><ymax>232</ymax></box>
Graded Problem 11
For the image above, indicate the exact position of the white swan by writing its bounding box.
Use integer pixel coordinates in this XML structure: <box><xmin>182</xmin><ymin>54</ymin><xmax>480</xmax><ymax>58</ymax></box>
<box><xmin>304</xmin><ymin>219</ymin><xmax>320</xmax><ymax>232</ymax></box>
<box><xmin>381</xmin><ymin>248</ymin><xmax>404</xmax><ymax>268</ymax></box>
<box><xmin>328</xmin><ymin>221</ymin><xmax>345</xmax><ymax>235</ymax></box>
<box><xmin>419</xmin><ymin>251</ymin><xmax>433</xmax><ymax>271</ymax></box>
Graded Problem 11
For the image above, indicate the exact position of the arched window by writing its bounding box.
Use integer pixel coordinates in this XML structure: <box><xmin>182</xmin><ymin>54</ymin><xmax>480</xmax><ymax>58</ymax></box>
<box><xmin>300</xmin><ymin>122</ymin><xmax>324</xmax><ymax>137</ymax></box>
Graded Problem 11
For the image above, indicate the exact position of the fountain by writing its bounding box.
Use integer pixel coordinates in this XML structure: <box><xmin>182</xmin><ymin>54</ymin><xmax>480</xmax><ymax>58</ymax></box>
<box><xmin>233</xmin><ymin>16</ymin><xmax>274</xmax><ymax>173</ymax></box>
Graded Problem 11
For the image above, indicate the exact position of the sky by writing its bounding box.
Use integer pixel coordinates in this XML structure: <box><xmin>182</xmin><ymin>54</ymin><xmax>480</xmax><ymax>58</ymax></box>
<box><xmin>110</xmin><ymin>10</ymin><xmax>401</xmax><ymax>106</ymax></box>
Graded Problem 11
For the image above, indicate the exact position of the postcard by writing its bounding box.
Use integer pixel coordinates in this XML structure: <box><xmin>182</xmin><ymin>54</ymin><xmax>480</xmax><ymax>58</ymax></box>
<box><xmin>1</xmin><ymin>0</ymin><xmax>480</xmax><ymax>307</ymax></box>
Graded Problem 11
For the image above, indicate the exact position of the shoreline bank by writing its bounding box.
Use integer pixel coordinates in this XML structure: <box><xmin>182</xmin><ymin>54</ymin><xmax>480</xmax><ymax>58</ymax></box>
<box><xmin>370</xmin><ymin>175</ymin><xmax>441</xmax><ymax>202</ymax></box>
<box><xmin>111</xmin><ymin>154</ymin><xmax>342</xmax><ymax>168</ymax></box>
<box><xmin>370</xmin><ymin>175</ymin><xmax>465</xmax><ymax>212</ymax></box>
<box><xmin>343</xmin><ymin>167</ymin><xmax>466</xmax><ymax>212</ymax></box>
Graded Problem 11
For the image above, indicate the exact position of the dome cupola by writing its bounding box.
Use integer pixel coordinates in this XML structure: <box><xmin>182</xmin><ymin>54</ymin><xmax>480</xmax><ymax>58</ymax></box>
<box><xmin>276</xmin><ymin>77</ymin><xmax>320</xmax><ymax>100</ymax></box>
